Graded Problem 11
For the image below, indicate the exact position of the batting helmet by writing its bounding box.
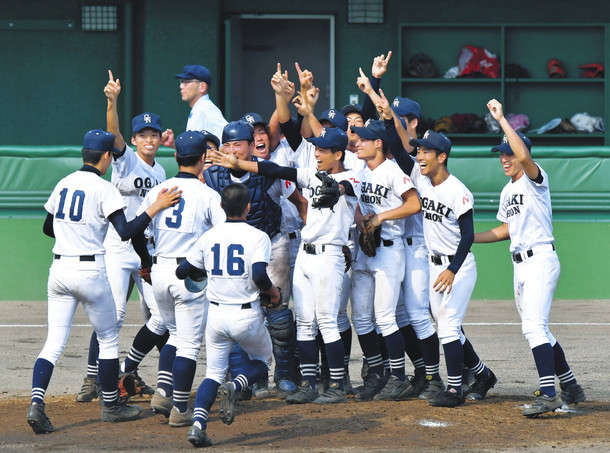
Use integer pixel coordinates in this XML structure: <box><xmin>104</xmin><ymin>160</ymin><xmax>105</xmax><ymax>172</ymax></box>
<box><xmin>222</xmin><ymin>121</ymin><xmax>253</xmax><ymax>144</ymax></box>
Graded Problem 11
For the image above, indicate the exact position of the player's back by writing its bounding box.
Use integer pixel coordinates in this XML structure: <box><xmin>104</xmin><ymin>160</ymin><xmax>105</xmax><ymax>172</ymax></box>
<box><xmin>198</xmin><ymin>222</ymin><xmax>271</xmax><ymax>304</ymax></box>
<box><xmin>142</xmin><ymin>175</ymin><xmax>225</xmax><ymax>257</ymax></box>
<box><xmin>45</xmin><ymin>169</ymin><xmax>125</xmax><ymax>256</ymax></box>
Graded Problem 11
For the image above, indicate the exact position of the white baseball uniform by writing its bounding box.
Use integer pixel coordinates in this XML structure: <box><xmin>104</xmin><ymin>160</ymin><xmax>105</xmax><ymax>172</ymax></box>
<box><xmin>410</xmin><ymin>165</ymin><xmax>476</xmax><ymax>345</ymax></box>
<box><xmin>186</xmin><ymin>94</ymin><xmax>228</xmax><ymax>142</ymax></box>
<box><xmin>138</xmin><ymin>174</ymin><xmax>226</xmax><ymax>361</ymax></box>
<box><xmin>292</xmin><ymin>168</ymin><xmax>359</xmax><ymax>343</ymax></box>
<box><xmin>497</xmin><ymin>164</ymin><xmax>559</xmax><ymax>349</ymax></box>
<box><xmin>186</xmin><ymin>221</ymin><xmax>273</xmax><ymax>384</ymax></box>
<box><xmin>351</xmin><ymin>159</ymin><xmax>414</xmax><ymax>337</ymax></box>
<box><xmin>104</xmin><ymin>145</ymin><xmax>166</xmax><ymax>334</ymax></box>
<box><xmin>39</xmin><ymin>168</ymin><xmax>125</xmax><ymax>366</ymax></box>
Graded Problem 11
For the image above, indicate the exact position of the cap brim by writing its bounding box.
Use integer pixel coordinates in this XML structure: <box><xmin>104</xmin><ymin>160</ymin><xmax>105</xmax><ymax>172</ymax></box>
<box><xmin>351</xmin><ymin>126</ymin><xmax>380</xmax><ymax>140</ymax></box>
<box><xmin>491</xmin><ymin>143</ymin><xmax>514</xmax><ymax>154</ymax></box>
<box><xmin>307</xmin><ymin>136</ymin><xmax>337</xmax><ymax>149</ymax></box>
<box><xmin>410</xmin><ymin>138</ymin><xmax>438</xmax><ymax>150</ymax></box>
<box><xmin>133</xmin><ymin>125</ymin><xmax>162</xmax><ymax>133</ymax></box>
<box><xmin>175</xmin><ymin>72</ymin><xmax>192</xmax><ymax>79</ymax></box>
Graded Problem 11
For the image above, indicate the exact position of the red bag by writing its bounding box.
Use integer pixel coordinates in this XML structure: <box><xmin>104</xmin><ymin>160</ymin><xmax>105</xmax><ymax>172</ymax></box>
<box><xmin>457</xmin><ymin>45</ymin><xmax>500</xmax><ymax>79</ymax></box>
<box><xmin>579</xmin><ymin>63</ymin><xmax>604</xmax><ymax>78</ymax></box>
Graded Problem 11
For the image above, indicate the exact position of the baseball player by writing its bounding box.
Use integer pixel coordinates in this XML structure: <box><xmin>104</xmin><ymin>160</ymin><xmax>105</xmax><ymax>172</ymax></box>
<box><xmin>210</xmin><ymin>126</ymin><xmax>359</xmax><ymax>404</ymax></box>
<box><xmin>76</xmin><ymin>71</ymin><xmax>168</xmax><ymax>402</ymax></box>
<box><xmin>204</xmin><ymin>120</ymin><xmax>307</xmax><ymax>395</ymax></box>
<box><xmin>475</xmin><ymin>99</ymin><xmax>585</xmax><ymax>417</ymax></box>
<box><xmin>140</xmin><ymin>131</ymin><xmax>226</xmax><ymax>427</ymax></box>
<box><xmin>27</xmin><ymin>129</ymin><xmax>181</xmax><ymax>433</ymax></box>
<box><xmin>174</xmin><ymin>183</ymin><xmax>280</xmax><ymax>447</ymax></box>
<box><xmin>387</xmin><ymin>127</ymin><xmax>496</xmax><ymax>407</ymax></box>
<box><xmin>161</xmin><ymin>65</ymin><xmax>228</xmax><ymax>148</ymax></box>
<box><xmin>347</xmin><ymin>119</ymin><xmax>422</xmax><ymax>402</ymax></box>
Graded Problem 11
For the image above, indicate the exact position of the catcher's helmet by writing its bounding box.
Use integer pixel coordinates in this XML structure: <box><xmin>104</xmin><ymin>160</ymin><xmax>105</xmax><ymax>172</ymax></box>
<box><xmin>222</xmin><ymin>120</ymin><xmax>253</xmax><ymax>144</ymax></box>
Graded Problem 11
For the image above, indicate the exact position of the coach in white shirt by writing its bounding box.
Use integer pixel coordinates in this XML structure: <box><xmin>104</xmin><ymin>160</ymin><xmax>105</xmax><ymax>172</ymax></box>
<box><xmin>164</xmin><ymin>65</ymin><xmax>227</xmax><ymax>145</ymax></box>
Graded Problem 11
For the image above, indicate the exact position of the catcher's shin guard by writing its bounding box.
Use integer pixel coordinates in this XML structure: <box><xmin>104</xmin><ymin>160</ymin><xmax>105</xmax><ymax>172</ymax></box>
<box><xmin>266</xmin><ymin>307</ymin><xmax>298</xmax><ymax>383</ymax></box>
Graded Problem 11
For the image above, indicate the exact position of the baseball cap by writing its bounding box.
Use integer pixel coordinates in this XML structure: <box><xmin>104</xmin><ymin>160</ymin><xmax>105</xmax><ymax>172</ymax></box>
<box><xmin>83</xmin><ymin>129</ymin><xmax>115</xmax><ymax>151</ymax></box>
<box><xmin>491</xmin><ymin>132</ymin><xmax>532</xmax><ymax>155</ymax></box>
<box><xmin>351</xmin><ymin>119</ymin><xmax>387</xmax><ymax>141</ymax></box>
<box><xmin>241</xmin><ymin>112</ymin><xmax>267</xmax><ymax>128</ymax></box>
<box><xmin>341</xmin><ymin>104</ymin><xmax>363</xmax><ymax>117</ymax></box>
<box><xmin>307</xmin><ymin>127</ymin><xmax>348</xmax><ymax>151</ymax></box>
<box><xmin>222</xmin><ymin>121</ymin><xmax>254</xmax><ymax>144</ymax></box>
<box><xmin>391</xmin><ymin>97</ymin><xmax>421</xmax><ymax>119</ymax></box>
<box><xmin>132</xmin><ymin>112</ymin><xmax>162</xmax><ymax>133</ymax></box>
<box><xmin>199</xmin><ymin>129</ymin><xmax>220</xmax><ymax>148</ymax></box>
<box><xmin>319</xmin><ymin>108</ymin><xmax>348</xmax><ymax>131</ymax></box>
<box><xmin>175</xmin><ymin>131</ymin><xmax>207</xmax><ymax>157</ymax></box>
<box><xmin>175</xmin><ymin>65</ymin><xmax>212</xmax><ymax>85</ymax></box>
<box><xmin>410</xmin><ymin>130</ymin><xmax>451</xmax><ymax>154</ymax></box>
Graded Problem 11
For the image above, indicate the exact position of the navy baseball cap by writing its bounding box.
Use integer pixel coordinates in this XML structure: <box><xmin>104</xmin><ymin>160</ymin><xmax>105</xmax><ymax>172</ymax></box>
<box><xmin>241</xmin><ymin>112</ymin><xmax>266</xmax><ymax>127</ymax></box>
<box><xmin>491</xmin><ymin>132</ymin><xmax>532</xmax><ymax>155</ymax></box>
<box><xmin>341</xmin><ymin>104</ymin><xmax>363</xmax><ymax>117</ymax></box>
<box><xmin>175</xmin><ymin>65</ymin><xmax>212</xmax><ymax>85</ymax></box>
<box><xmin>83</xmin><ymin>129</ymin><xmax>115</xmax><ymax>151</ymax></box>
<box><xmin>199</xmin><ymin>129</ymin><xmax>220</xmax><ymax>148</ymax></box>
<box><xmin>392</xmin><ymin>97</ymin><xmax>421</xmax><ymax>119</ymax></box>
<box><xmin>175</xmin><ymin>131</ymin><xmax>207</xmax><ymax>157</ymax></box>
<box><xmin>410</xmin><ymin>130</ymin><xmax>452</xmax><ymax>154</ymax></box>
<box><xmin>351</xmin><ymin>119</ymin><xmax>387</xmax><ymax>141</ymax></box>
<box><xmin>222</xmin><ymin>121</ymin><xmax>254</xmax><ymax>144</ymax></box>
<box><xmin>319</xmin><ymin>108</ymin><xmax>348</xmax><ymax>131</ymax></box>
<box><xmin>132</xmin><ymin>112</ymin><xmax>162</xmax><ymax>133</ymax></box>
<box><xmin>307</xmin><ymin>127</ymin><xmax>348</xmax><ymax>151</ymax></box>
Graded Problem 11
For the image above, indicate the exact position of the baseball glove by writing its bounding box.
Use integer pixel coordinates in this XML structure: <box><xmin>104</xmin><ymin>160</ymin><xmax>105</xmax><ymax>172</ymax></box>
<box><xmin>342</xmin><ymin>245</ymin><xmax>352</xmax><ymax>272</ymax></box>
<box><xmin>139</xmin><ymin>266</ymin><xmax>151</xmax><ymax>285</ymax></box>
<box><xmin>312</xmin><ymin>172</ymin><xmax>341</xmax><ymax>210</ymax></box>
<box><xmin>118</xmin><ymin>372</ymin><xmax>138</xmax><ymax>398</ymax></box>
<box><xmin>261</xmin><ymin>287</ymin><xmax>282</xmax><ymax>309</ymax></box>
<box><xmin>359</xmin><ymin>227</ymin><xmax>381</xmax><ymax>258</ymax></box>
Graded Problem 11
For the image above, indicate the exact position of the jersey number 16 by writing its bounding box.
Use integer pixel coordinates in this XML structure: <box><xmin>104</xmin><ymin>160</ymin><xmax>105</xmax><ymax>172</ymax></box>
<box><xmin>211</xmin><ymin>244</ymin><xmax>245</xmax><ymax>276</ymax></box>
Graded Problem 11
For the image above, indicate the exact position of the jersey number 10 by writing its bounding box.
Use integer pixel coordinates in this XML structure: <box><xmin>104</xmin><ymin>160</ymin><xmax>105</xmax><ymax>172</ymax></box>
<box><xmin>211</xmin><ymin>244</ymin><xmax>245</xmax><ymax>276</ymax></box>
<box><xmin>56</xmin><ymin>188</ymin><xmax>85</xmax><ymax>222</ymax></box>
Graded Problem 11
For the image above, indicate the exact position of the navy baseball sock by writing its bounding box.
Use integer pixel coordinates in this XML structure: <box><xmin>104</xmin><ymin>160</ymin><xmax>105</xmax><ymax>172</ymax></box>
<box><xmin>384</xmin><ymin>331</ymin><xmax>406</xmax><ymax>380</ymax></box>
<box><xmin>442</xmin><ymin>340</ymin><xmax>464</xmax><ymax>393</ymax></box>
<box><xmin>463</xmin><ymin>338</ymin><xmax>490</xmax><ymax>378</ymax></box>
<box><xmin>297</xmin><ymin>340</ymin><xmax>319</xmax><ymax>388</ymax></box>
<box><xmin>316</xmin><ymin>332</ymin><xmax>328</xmax><ymax>381</ymax></box>
<box><xmin>124</xmin><ymin>325</ymin><xmax>161</xmax><ymax>373</ymax></box>
<box><xmin>98</xmin><ymin>358</ymin><xmax>119</xmax><ymax>407</ymax></box>
<box><xmin>532</xmin><ymin>343</ymin><xmax>556</xmax><ymax>397</ymax></box>
<box><xmin>172</xmin><ymin>356</ymin><xmax>197</xmax><ymax>412</ymax></box>
<box><xmin>357</xmin><ymin>331</ymin><xmax>383</xmax><ymax>376</ymax></box>
<box><xmin>324</xmin><ymin>339</ymin><xmax>345</xmax><ymax>388</ymax></box>
<box><xmin>420</xmin><ymin>333</ymin><xmax>441</xmax><ymax>380</ymax></box>
<box><xmin>340</xmin><ymin>328</ymin><xmax>352</xmax><ymax>374</ymax></box>
<box><xmin>157</xmin><ymin>344</ymin><xmax>176</xmax><ymax>397</ymax></box>
<box><xmin>377</xmin><ymin>333</ymin><xmax>390</xmax><ymax>376</ymax></box>
<box><xmin>193</xmin><ymin>378</ymin><xmax>219</xmax><ymax>431</ymax></box>
<box><xmin>400</xmin><ymin>325</ymin><xmax>425</xmax><ymax>371</ymax></box>
<box><xmin>86</xmin><ymin>331</ymin><xmax>99</xmax><ymax>379</ymax></box>
<box><xmin>231</xmin><ymin>359</ymin><xmax>267</xmax><ymax>392</ymax></box>
<box><xmin>156</xmin><ymin>330</ymin><xmax>169</xmax><ymax>352</ymax></box>
<box><xmin>31</xmin><ymin>358</ymin><xmax>54</xmax><ymax>404</ymax></box>
<box><xmin>553</xmin><ymin>342</ymin><xmax>577</xmax><ymax>386</ymax></box>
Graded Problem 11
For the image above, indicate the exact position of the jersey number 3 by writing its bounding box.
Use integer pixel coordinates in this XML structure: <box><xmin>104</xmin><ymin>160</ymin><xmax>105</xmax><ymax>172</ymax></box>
<box><xmin>165</xmin><ymin>199</ymin><xmax>185</xmax><ymax>228</ymax></box>
<box><xmin>211</xmin><ymin>244</ymin><xmax>245</xmax><ymax>276</ymax></box>
<box><xmin>56</xmin><ymin>188</ymin><xmax>85</xmax><ymax>221</ymax></box>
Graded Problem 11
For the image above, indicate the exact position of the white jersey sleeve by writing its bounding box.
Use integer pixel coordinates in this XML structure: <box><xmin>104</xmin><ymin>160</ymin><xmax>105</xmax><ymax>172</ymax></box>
<box><xmin>112</xmin><ymin>145</ymin><xmax>138</xmax><ymax>179</ymax></box>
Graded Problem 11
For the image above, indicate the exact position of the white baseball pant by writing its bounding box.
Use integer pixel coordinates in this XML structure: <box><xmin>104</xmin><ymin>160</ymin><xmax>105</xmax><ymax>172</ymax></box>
<box><xmin>267</xmin><ymin>233</ymin><xmax>292</xmax><ymax>305</ymax></box>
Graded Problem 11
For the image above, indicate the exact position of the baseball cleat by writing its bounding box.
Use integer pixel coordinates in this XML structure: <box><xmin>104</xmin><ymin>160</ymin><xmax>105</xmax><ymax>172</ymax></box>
<box><xmin>411</xmin><ymin>369</ymin><xmax>427</xmax><ymax>396</ymax></box>
<box><xmin>236</xmin><ymin>386</ymin><xmax>253</xmax><ymax>401</ymax></box>
<box><xmin>187</xmin><ymin>424</ymin><xmax>213</xmax><ymax>448</ymax></box>
<box><xmin>27</xmin><ymin>402</ymin><xmax>54</xmax><ymax>434</ymax></box>
<box><xmin>101</xmin><ymin>402</ymin><xmax>142</xmax><ymax>422</ymax></box>
<box><xmin>151</xmin><ymin>389</ymin><xmax>173</xmax><ymax>417</ymax></box>
<box><xmin>418</xmin><ymin>376</ymin><xmax>445</xmax><ymax>401</ymax></box>
<box><xmin>169</xmin><ymin>406</ymin><xmax>193</xmax><ymax>427</ymax></box>
<box><xmin>522</xmin><ymin>391</ymin><xmax>562</xmax><ymax>417</ymax></box>
<box><xmin>218</xmin><ymin>383</ymin><xmax>237</xmax><ymax>425</ymax></box>
<box><xmin>466</xmin><ymin>369</ymin><xmax>497</xmax><ymax>401</ymax></box>
<box><xmin>374</xmin><ymin>375</ymin><xmax>414</xmax><ymax>401</ymax></box>
<box><xmin>560</xmin><ymin>382</ymin><xmax>586</xmax><ymax>405</ymax></box>
<box><xmin>313</xmin><ymin>382</ymin><xmax>347</xmax><ymax>404</ymax></box>
<box><xmin>75</xmin><ymin>376</ymin><xmax>99</xmax><ymax>402</ymax></box>
<box><xmin>343</xmin><ymin>372</ymin><xmax>354</xmax><ymax>395</ymax></box>
<box><xmin>285</xmin><ymin>381</ymin><xmax>318</xmax><ymax>404</ymax></box>
<box><xmin>252</xmin><ymin>381</ymin><xmax>270</xmax><ymax>399</ymax></box>
<box><xmin>429</xmin><ymin>388</ymin><xmax>465</xmax><ymax>407</ymax></box>
<box><xmin>355</xmin><ymin>372</ymin><xmax>384</xmax><ymax>401</ymax></box>
<box><xmin>277</xmin><ymin>379</ymin><xmax>297</xmax><ymax>397</ymax></box>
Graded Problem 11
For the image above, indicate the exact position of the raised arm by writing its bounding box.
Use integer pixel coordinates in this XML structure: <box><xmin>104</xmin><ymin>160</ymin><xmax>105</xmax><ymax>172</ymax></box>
<box><xmin>487</xmin><ymin>99</ymin><xmax>539</xmax><ymax>180</ymax></box>
<box><xmin>361</xmin><ymin>51</ymin><xmax>392</xmax><ymax>121</ymax></box>
<box><xmin>104</xmin><ymin>69</ymin><xmax>126</xmax><ymax>153</ymax></box>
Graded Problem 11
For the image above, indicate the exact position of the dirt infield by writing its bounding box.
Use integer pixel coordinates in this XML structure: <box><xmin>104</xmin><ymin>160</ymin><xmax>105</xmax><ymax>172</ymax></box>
<box><xmin>1</xmin><ymin>393</ymin><xmax>609</xmax><ymax>452</ymax></box>
<box><xmin>1</xmin><ymin>299</ymin><xmax>609</xmax><ymax>452</ymax></box>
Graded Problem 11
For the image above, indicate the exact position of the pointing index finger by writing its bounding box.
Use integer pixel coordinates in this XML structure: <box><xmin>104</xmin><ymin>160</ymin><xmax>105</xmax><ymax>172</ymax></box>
<box><xmin>108</xmin><ymin>69</ymin><xmax>114</xmax><ymax>82</ymax></box>
<box><xmin>385</xmin><ymin>50</ymin><xmax>393</xmax><ymax>64</ymax></box>
<box><xmin>276</xmin><ymin>62</ymin><xmax>281</xmax><ymax>74</ymax></box>
<box><xmin>359</xmin><ymin>67</ymin><xmax>366</xmax><ymax>78</ymax></box>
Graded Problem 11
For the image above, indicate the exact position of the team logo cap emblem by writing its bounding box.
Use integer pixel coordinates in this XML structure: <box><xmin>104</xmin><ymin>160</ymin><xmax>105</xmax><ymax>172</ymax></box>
<box><xmin>423</xmin><ymin>130</ymin><xmax>431</xmax><ymax>139</ymax></box>
<box><xmin>320</xmin><ymin>128</ymin><xmax>326</xmax><ymax>137</ymax></box>
<box><xmin>393</xmin><ymin>98</ymin><xmax>400</xmax><ymax>107</ymax></box>
<box><xmin>245</xmin><ymin>114</ymin><xmax>255</xmax><ymax>124</ymax></box>
<box><xmin>365</xmin><ymin>119</ymin><xmax>372</xmax><ymax>127</ymax></box>
<box><xmin>144</xmin><ymin>113</ymin><xmax>152</xmax><ymax>124</ymax></box>
<box><xmin>328</xmin><ymin>110</ymin><xmax>336</xmax><ymax>119</ymax></box>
